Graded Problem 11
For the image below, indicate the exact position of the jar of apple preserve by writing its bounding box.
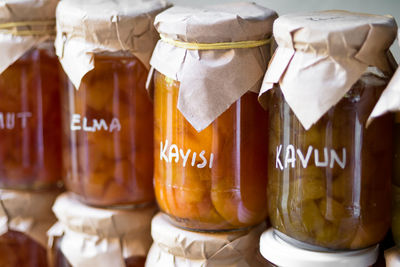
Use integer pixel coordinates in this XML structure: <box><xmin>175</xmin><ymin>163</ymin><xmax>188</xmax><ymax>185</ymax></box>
<box><xmin>146</xmin><ymin>213</ymin><xmax>268</xmax><ymax>267</ymax></box>
<box><xmin>48</xmin><ymin>193</ymin><xmax>156</xmax><ymax>267</ymax></box>
<box><xmin>150</xmin><ymin>3</ymin><xmax>277</xmax><ymax>231</ymax></box>
<box><xmin>260</xmin><ymin>11</ymin><xmax>397</xmax><ymax>250</ymax></box>
<box><xmin>0</xmin><ymin>189</ymin><xmax>58</xmax><ymax>267</ymax></box>
<box><xmin>0</xmin><ymin>0</ymin><xmax>63</xmax><ymax>190</ymax></box>
<box><xmin>56</xmin><ymin>0</ymin><xmax>171</xmax><ymax>206</ymax></box>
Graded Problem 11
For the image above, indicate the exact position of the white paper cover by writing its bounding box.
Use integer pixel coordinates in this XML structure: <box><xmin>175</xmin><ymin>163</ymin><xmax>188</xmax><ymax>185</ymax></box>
<box><xmin>55</xmin><ymin>0</ymin><xmax>171</xmax><ymax>90</ymax></box>
<box><xmin>0</xmin><ymin>189</ymin><xmax>58</xmax><ymax>248</ymax></box>
<box><xmin>0</xmin><ymin>0</ymin><xmax>58</xmax><ymax>74</ymax></box>
<box><xmin>260</xmin><ymin>10</ymin><xmax>397</xmax><ymax>130</ymax></box>
<box><xmin>48</xmin><ymin>193</ymin><xmax>157</xmax><ymax>267</ymax></box>
<box><xmin>145</xmin><ymin>213</ymin><xmax>269</xmax><ymax>267</ymax></box>
<box><xmin>150</xmin><ymin>3</ymin><xmax>277</xmax><ymax>132</ymax></box>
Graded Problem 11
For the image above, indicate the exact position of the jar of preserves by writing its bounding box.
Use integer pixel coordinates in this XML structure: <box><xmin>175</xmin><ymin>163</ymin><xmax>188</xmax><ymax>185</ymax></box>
<box><xmin>0</xmin><ymin>0</ymin><xmax>63</xmax><ymax>190</ymax></box>
<box><xmin>259</xmin><ymin>229</ymin><xmax>379</xmax><ymax>267</ymax></box>
<box><xmin>150</xmin><ymin>3</ymin><xmax>277</xmax><ymax>231</ymax></box>
<box><xmin>260</xmin><ymin>11</ymin><xmax>397</xmax><ymax>250</ymax></box>
<box><xmin>56</xmin><ymin>0</ymin><xmax>171</xmax><ymax>206</ymax></box>
<box><xmin>146</xmin><ymin>213</ymin><xmax>269</xmax><ymax>267</ymax></box>
<box><xmin>0</xmin><ymin>189</ymin><xmax>58</xmax><ymax>267</ymax></box>
<box><xmin>48</xmin><ymin>193</ymin><xmax>156</xmax><ymax>267</ymax></box>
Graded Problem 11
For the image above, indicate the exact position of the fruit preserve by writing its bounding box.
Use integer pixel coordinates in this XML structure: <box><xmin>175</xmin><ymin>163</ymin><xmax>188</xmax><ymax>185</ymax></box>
<box><xmin>62</xmin><ymin>53</ymin><xmax>154</xmax><ymax>206</ymax></box>
<box><xmin>154</xmin><ymin>71</ymin><xmax>269</xmax><ymax>230</ymax></box>
<box><xmin>0</xmin><ymin>42</ymin><xmax>63</xmax><ymax>190</ymax></box>
<box><xmin>268</xmin><ymin>72</ymin><xmax>393</xmax><ymax>250</ymax></box>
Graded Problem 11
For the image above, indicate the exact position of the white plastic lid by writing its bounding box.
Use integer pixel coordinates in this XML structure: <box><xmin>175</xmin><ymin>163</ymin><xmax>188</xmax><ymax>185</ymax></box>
<box><xmin>259</xmin><ymin>229</ymin><xmax>379</xmax><ymax>267</ymax></box>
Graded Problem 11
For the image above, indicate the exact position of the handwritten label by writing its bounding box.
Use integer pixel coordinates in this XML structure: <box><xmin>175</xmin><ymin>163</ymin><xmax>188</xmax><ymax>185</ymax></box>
<box><xmin>275</xmin><ymin>145</ymin><xmax>346</xmax><ymax>170</ymax></box>
<box><xmin>70</xmin><ymin>114</ymin><xmax>121</xmax><ymax>132</ymax></box>
<box><xmin>0</xmin><ymin>112</ymin><xmax>32</xmax><ymax>129</ymax></box>
<box><xmin>160</xmin><ymin>139</ymin><xmax>214</xmax><ymax>169</ymax></box>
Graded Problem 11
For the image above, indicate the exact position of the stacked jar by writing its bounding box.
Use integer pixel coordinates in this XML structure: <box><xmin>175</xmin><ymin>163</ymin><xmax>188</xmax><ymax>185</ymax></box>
<box><xmin>146</xmin><ymin>3</ymin><xmax>277</xmax><ymax>266</ymax></box>
<box><xmin>257</xmin><ymin>10</ymin><xmax>398</xmax><ymax>266</ymax></box>
<box><xmin>0</xmin><ymin>0</ymin><xmax>63</xmax><ymax>266</ymax></box>
<box><xmin>50</xmin><ymin>0</ymin><xmax>171</xmax><ymax>266</ymax></box>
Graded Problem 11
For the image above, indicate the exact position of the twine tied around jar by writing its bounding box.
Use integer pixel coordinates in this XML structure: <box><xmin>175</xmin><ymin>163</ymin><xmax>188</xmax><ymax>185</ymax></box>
<box><xmin>160</xmin><ymin>34</ymin><xmax>273</xmax><ymax>50</ymax></box>
<box><xmin>0</xmin><ymin>20</ymin><xmax>56</xmax><ymax>36</ymax></box>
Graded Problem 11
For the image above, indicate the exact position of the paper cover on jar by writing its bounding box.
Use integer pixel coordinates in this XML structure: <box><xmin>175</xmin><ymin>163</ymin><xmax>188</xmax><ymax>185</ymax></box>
<box><xmin>259</xmin><ymin>10</ymin><xmax>397</xmax><ymax>130</ymax></box>
<box><xmin>0</xmin><ymin>0</ymin><xmax>58</xmax><ymax>74</ymax></box>
<box><xmin>55</xmin><ymin>0</ymin><xmax>171</xmax><ymax>90</ymax></box>
<box><xmin>149</xmin><ymin>3</ymin><xmax>277</xmax><ymax>132</ymax></box>
<box><xmin>48</xmin><ymin>193</ymin><xmax>156</xmax><ymax>267</ymax></box>
<box><xmin>145</xmin><ymin>213</ymin><xmax>268</xmax><ymax>267</ymax></box>
<box><xmin>0</xmin><ymin>189</ymin><xmax>58</xmax><ymax>248</ymax></box>
<box><xmin>369</xmin><ymin>31</ymin><xmax>400</xmax><ymax>121</ymax></box>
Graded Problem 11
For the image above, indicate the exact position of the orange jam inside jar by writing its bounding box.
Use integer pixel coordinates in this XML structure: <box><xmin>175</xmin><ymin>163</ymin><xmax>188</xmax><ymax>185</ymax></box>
<box><xmin>62</xmin><ymin>53</ymin><xmax>154</xmax><ymax>206</ymax></box>
<box><xmin>0</xmin><ymin>42</ymin><xmax>63</xmax><ymax>190</ymax></box>
<box><xmin>268</xmin><ymin>72</ymin><xmax>393</xmax><ymax>250</ymax></box>
<box><xmin>154</xmin><ymin>71</ymin><xmax>269</xmax><ymax>231</ymax></box>
<box><xmin>0</xmin><ymin>230</ymin><xmax>48</xmax><ymax>267</ymax></box>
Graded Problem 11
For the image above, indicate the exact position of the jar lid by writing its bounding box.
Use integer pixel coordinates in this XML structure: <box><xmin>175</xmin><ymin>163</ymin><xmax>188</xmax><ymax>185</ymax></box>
<box><xmin>260</xmin><ymin>10</ymin><xmax>397</xmax><ymax>130</ymax></box>
<box><xmin>50</xmin><ymin>193</ymin><xmax>156</xmax><ymax>267</ymax></box>
<box><xmin>260</xmin><ymin>229</ymin><xmax>379</xmax><ymax>267</ymax></box>
<box><xmin>146</xmin><ymin>213</ymin><xmax>267</xmax><ymax>266</ymax></box>
<box><xmin>0</xmin><ymin>189</ymin><xmax>58</xmax><ymax>248</ymax></box>
<box><xmin>55</xmin><ymin>0</ymin><xmax>171</xmax><ymax>89</ymax></box>
<box><xmin>0</xmin><ymin>0</ymin><xmax>58</xmax><ymax>23</ymax></box>
<box><xmin>52</xmin><ymin>193</ymin><xmax>157</xmax><ymax>237</ymax></box>
<box><xmin>150</xmin><ymin>3</ymin><xmax>277</xmax><ymax>132</ymax></box>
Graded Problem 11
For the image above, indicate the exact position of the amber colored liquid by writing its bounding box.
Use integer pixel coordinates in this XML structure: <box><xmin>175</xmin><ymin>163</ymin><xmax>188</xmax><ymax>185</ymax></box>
<box><xmin>0</xmin><ymin>230</ymin><xmax>48</xmax><ymax>267</ymax></box>
<box><xmin>268</xmin><ymin>73</ymin><xmax>393</xmax><ymax>250</ymax></box>
<box><xmin>62</xmin><ymin>54</ymin><xmax>154</xmax><ymax>206</ymax></box>
<box><xmin>0</xmin><ymin>46</ymin><xmax>63</xmax><ymax>190</ymax></box>
<box><xmin>154</xmin><ymin>71</ymin><xmax>269</xmax><ymax>231</ymax></box>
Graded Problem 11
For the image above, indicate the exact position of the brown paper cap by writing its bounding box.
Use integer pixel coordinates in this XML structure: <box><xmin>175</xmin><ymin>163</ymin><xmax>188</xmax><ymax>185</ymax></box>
<box><xmin>0</xmin><ymin>189</ymin><xmax>58</xmax><ymax>248</ymax></box>
<box><xmin>150</xmin><ymin>3</ymin><xmax>277</xmax><ymax>132</ymax></box>
<box><xmin>261</xmin><ymin>10</ymin><xmax>397</xmax><ymax>130</ymax></box>
<box><xmin>146</xmin><ymin>213</ymin><xmax>268</xmax><ymax>266</ymax></box>
<box><xmin>0</xmin><ymin>0</ymin><xmax>58</xmax><ymax>23</ymax></box>
<box><xmin>52</xmin><ymin>193</ymin><xmax>157</xmax><ymax>237</ymax></box>
<box><xmin>154</xmin><ymin>3</ymin><xmax>276</xmax><ymax>43</ymax></box>
<box><xmin>55</xmin><ymin>0</ymin><xmax>171</xmax><ymax>89</ymax></box>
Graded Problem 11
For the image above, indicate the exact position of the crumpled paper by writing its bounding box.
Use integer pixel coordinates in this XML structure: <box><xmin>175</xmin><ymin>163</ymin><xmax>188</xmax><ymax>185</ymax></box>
<box><xmin>48</xmin><ymin>193</ymin><xmax>157</xmax><ymax>267</ymax></box>
<box><xmin>0</xmin><ymin>0</ymin><xmax>58</xmax><ymax>74</ymax></box>
<box><xmin>149</xmin><ymin>3</ymin><xmax>277</xmax><ymax>132</ymax></box>
<box><xmin>145</xmin><ymin>213</ymin><xmax>269</xmax><ymax>267</ymax></box>
<box><xmin>0</xmin><ymin>189</ymin><xmax>58</xmax><ymax>248</ymax></box>
<box><xmin>55</xmin><ymin>0</ymin><xmax>171</xmax><ymax>90</ymax></box>
<box><xmin>259</xmin><ymin>10</ymin><xmax>397</xmax><ymax>130</ymax></box>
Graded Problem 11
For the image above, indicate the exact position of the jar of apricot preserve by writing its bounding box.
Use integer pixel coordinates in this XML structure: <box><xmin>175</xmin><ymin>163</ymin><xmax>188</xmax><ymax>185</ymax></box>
<box><xmin>150</xmin><ymin>3</ymin><xmax>277</xmax><ymax>231</ymax></box>
<box><xmin>0</xmin><ymin>0</ymin><xmax>63</xmax><ymax>190</ymax></box>
<box><xmin>48</xmin><ymin>193</ymin><xmax>156</xmax><ymax>267</ymax></box>
<box><xmin>56</xmin><ymin>0</ymin><xmax>170</xmax><ymax>206</ymax></box>
<box><xmin>260</xmin><ymin>11</ymin><xmax>397</xmax><ymax>250</ymax></box>
<box><xmin>0</xmin><ymin>189</ymin><xmax>58</xmax><ymax>267</ymax></box>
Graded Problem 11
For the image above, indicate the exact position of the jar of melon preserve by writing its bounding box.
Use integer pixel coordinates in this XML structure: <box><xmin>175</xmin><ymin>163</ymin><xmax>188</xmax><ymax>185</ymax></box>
<box><xmin>260</xmin><ymin>10</ymin><xmax>397</xmax><ymax>250</ymax></box>
<box><xmin>56</xmin><ymin>0</ymin><xmax>171</xmax><ymax>206</ymax></box>
<box><xmin>0</xmin><ymin>0</ymin><xmax>63</xmax><ymax>190</ymax></box>
<box><xmin>150</xmin><ymin>3</ymin><xmax>277</xmax><ymax>231</ymax></box>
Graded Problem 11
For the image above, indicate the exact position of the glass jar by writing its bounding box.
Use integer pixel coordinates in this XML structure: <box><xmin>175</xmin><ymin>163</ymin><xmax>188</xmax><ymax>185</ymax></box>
<box><xmin>0</xmin><ymin>42</ymin><xmax>63</xmax><ymax>190</ymax></box>
<box><xmin>268</xmin><ymin>71</ymin><xmax>393</xmax><ymax>250</ymax></box>
<box><xmin>0</xmin><ymin>230</ymin><xmax>48</xmax><ymax>267</ymax></box>
<box><xmin>154</xmin><ymin>71</ymin><xmax>269</xmax><ymax>231</ymax></box>
<box><xmin>63</xmin><ymin>52</ymin><xmax>154</xmax><ymax>206</ymax></box>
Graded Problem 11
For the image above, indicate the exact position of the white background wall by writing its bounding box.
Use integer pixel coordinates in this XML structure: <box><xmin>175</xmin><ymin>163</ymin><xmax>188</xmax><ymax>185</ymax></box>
<box><xmin>170</xmin><ymin>0</ymin><xmax>400</xmax><ymax>59</ymax></box>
